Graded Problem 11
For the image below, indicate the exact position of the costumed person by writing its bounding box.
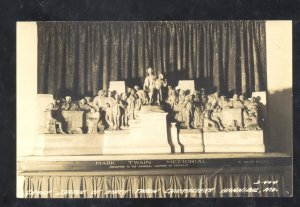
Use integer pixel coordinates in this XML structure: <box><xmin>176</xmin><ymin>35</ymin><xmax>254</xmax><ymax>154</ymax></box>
<box><xmin>182</xmin><ymin>94</ymin><xmax>194</xmax><ymax>129</ymax></box>
<box><xmin>87</xmin><ymin>107</ymin><xmax>100</xmax><ymax>134</ymax></box>
<box><xmin>78</xmin><ymin>98</ymin><xmax>91</xmax><ymax>111</ymax></box>
<box><xmin>44</xmin><ymin>103</ymin><xmax>66</xmax><ymax>134</ymax></box>
<box><xmin>243</xmin><ymin>97</ymin><xmax>260</xmax><ymax>130</ymax></box>
<box><xmin>112</xmin><ymin>93</ymin><xmax>124</xmax><ymax>130</ymax></box>
<box><xmin>217</xmin><ymin>96</ymin><xmax>231</xmax><ymax>110</ymax></box>
<box><xmin>202</xmin><ymin>102</ymin><xmax>224</xmax><ymax>131</ymax></box>
<box><xmin>136</xmin><ymin>85</ymin><xmax>149</xmax><ymax>105</ymax></box>
<box><xmin>167</xmin><ymin>86</ymin><xmax>178</xmax><ymax>111</ymax></box>
<box><xmin>143</xmin><ymin>67</ymin><xmax>156</xmax><ymax>105</ymax></box>
<box><xmin>93</xmin><ymin>90</ymin><xmax>107</xmax><ymax>112</ymax></box>
<box><xmin>104</xmin><ymin>91</ymin><xmax>115</xmax><ymax>130</ymax></box>
<box><xmin>173</xmin><ymin>89</ymin><xmax>186</xmax><ymax>123</ymax></box>
<box><xmin>207</xmin><ymin>91</ymin><xmax>220</xmax><ymax>110</ymax></box>
<box><xmin>192</xmin><ymin>91</ymin><xmax>202</xmax><ymax>128</ymax></box>
<box><xmin>134</xmin><ymin>85</ymin><xmax>142</xmax><ymax>110</ymax></box>
<box><xmin>126</xmin><ymin>88</ymin><xmax>136</xmax><ymax>120</ymax></box>
<box><xmin>155</xmin><ymin>73</ymin><xmax>168</xmax><ymax>105</ymax></box>
<box><xmin>200</xmin><ymin>88</ymin><xmax>208</xmax><ymax>111</ymax></box>
<box><xmin>85</xmin><ymin>96</ymin><xmax>94</xmax><ymax>108</ymax></box>
<box><xmin>230</xmin><ymin>94</ymin><xmax>244</xmax><ymax>109</ymax></box>
<box><xmin>120</xmin><ymin>93</ymin><xmax>129</xmax><ymax>127</ymax></box>
<box><xmin>61</xmin><ymin>96</ymin><xmax>78</xmax><ymax>111</ymax></box>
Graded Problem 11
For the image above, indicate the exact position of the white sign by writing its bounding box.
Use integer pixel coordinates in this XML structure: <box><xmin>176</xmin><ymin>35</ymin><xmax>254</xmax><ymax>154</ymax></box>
<box><xmin>109</xmin><ymin>81</ymin><xmax>126</xmax><ymax>94</ymax></box>
<box><xmin>175</xmin><ymin>80</ymin><xmax>195</xmax><ymax>94</ymax></box>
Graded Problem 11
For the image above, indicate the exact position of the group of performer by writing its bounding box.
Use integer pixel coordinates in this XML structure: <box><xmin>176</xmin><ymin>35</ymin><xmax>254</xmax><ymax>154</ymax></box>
<box><xmin>44</xmin><ymin>67</ymin><xmax>261</xmax><ymax>134</ymax></box>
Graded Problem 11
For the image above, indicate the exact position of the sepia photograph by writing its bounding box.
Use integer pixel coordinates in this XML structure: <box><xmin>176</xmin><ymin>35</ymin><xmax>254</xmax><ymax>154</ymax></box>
<box><xmin>16</xmin><ymin>20</ymin><xmax>292</xmax><ymax>198</ymax></box>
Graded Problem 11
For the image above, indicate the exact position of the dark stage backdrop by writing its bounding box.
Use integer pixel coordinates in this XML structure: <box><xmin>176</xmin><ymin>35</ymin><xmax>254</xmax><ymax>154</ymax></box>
<box><xmin>37</xmin><ymin>21</ymin><xmax>266</xmax><ymax>99</ymax></box>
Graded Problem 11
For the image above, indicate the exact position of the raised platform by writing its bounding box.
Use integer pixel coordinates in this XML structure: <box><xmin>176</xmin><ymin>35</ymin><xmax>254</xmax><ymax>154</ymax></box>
<box><xmin>178</xmin><ymin>129</ymin><xmax>204</xmax><ymax>153</ymax></box>
<box><xmin>103</xmin><ymin>107</ymin><xmax>172</xmax><ymax>154</ymax></box>
<box><xmin>34</xmin><ymin>134</ymin><xmax>104</xmax><ymax>156</ymax></box>
<box><xmin>34</xmin><ymin>128</ymin><xmax>265</xmax><ymax>156</ymax></box>
<box><xmin>203</xmin><ymin>130</ymin><xmax>265</xmax><ymax>152</ymax></box>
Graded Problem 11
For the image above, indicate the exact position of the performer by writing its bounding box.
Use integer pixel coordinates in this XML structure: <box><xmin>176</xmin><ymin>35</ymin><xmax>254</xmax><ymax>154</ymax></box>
<box><xmin>61</xmin><ymin>96</ymin><xmax>78</xmax><ymax>111</ymax></box>
<box><xmin>45</xmin><ymin>103</ymin><xmax>66</xmax><ymax>134</ymax></box>
<box><xmin>120</xmin><ymin>93</ymin><xmax>129</xmax><ymax>127</ymax></box>
<box><xmin>143</xmin><ymin>67</ymin><xmax>156</xmax><ymax>105</ymax></box>
<box><xmin>126</xmin><ymin>88</ymin><xmax>136</xmax><ymax>120</ymax></box>
<box><xmin>93</xmin><ymin>90</ymin><xmax>107</xmax><ymax>112</ymax></box>
<box><xmin>87</xmin><ymin>108</ymin><xmax>100</xmax><ymax>134</ymax></box>
<box><xmin>155</xmin><ymin>73</ymin><xmax>168</xmax><ymax>105</ymax></box>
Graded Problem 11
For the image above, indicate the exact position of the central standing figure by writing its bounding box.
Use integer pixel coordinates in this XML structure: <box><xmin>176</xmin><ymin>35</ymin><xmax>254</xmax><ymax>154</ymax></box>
<box><xmin>143</xmin><ymin>67</ymin><xmax>157</xmax><ymax>105</ymax></box>
<box><xmin>155</xmin><ymin>73</ymin><xmax>168</xmax><ymax>105</ymax></box>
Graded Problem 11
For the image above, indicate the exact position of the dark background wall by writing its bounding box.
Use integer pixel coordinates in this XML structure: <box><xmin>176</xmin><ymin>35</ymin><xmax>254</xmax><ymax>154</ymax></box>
<box><xmin>37</xmin><ymin>21</ymin><xmax>267</xmax><ymax>99</ymax></box>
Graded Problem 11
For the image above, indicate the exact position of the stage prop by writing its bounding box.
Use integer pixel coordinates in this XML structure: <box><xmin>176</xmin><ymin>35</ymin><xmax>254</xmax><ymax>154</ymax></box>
<box><xmin>176</xmin><ymin>80</ymin><xmax>195</xmax><ymax>94</ymax></box>
<box><xmin>103</xmin><ymin>107</ymin><xmax>171</xmax><ymax>154</ymax></box>
<box><xmin>61</xmin><ymin>111</ymin><xmax>84</xmax><ymax>134</ymax></box>
<box><xmin>109</xmin><ymin>81</ymin><xmax>126</xmax><ymax>94</ymax></box>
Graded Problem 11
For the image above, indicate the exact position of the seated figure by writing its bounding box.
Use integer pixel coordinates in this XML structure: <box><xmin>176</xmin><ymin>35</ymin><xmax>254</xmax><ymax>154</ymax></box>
<box><xmin>78</xmin><ymin>98</ymin><xmax>91</xmax><ymax>111</ymax></box>
<box><xmin>167</xmin><ymin>87</ymin><xmax>178</xmax><ymax>111</ymax></box>
<box><xmin>86</xmin><ymin>107</ymin><xmax>100</xmax><ymax>134</ymax></box>
<box><xmin>61</xmin><ymin>96</ymin><xmax>78</xmax><ymax>111</ymax></box>
<box><xmin>207</xmin><ymin>91</ymin><xmax>220</xmax><ymax>110</ymax></box>
<box><xmin>174</xmin><ymin>90</ymin><xmax>186</xmax><ymax>122</ymax></box>
<box><xmin>218</xmin><ymin>96</ymin><xmax>231</xmax><ymax>110</ymax></box>
<box><xmin>243</xmin><ymin>97</ymin><xmax>261</xmax><ymax>130</ymax></box>
<box><xmin>85</xmin><ymin>96</ymin><xmax>94</xmax><ymax>107</ymax></box>
<box><xmin>192</xmin><ymin>91</ymin><xmax>203</xmax><ymax>128</ymax></box>
<box><xmin>202</xmin><ymin>102</ymin><xmax>224</xmax><ymax>131</ymax></box>
<box><xmin>182</xmin><ymin>94</ymin><xmax>194</xmax><ymax>129</ymax></box>
<box><xmin>230</xmin><ymin>94</ymin><xmax>244</xmax><ymax>109</ymax></box>
<box><xmin>45</xmin><ymin>103</ymin><xmax>66</xmax><ymax>134</ymax></box>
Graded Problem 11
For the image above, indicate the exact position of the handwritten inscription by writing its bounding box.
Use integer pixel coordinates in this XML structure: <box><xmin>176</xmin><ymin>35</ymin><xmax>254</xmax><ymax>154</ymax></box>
<box><xmin>24</xmin><ymin>186</ymin><xmax>279</xmax><ymax>197</ymax></box>
<box><xmin>253</xmin><ymin>180</ymin><xmax>279</xmax><ymax>185</ymax></box>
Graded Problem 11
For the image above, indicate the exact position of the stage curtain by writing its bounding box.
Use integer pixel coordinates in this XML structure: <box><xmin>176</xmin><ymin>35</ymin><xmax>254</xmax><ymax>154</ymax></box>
<box><xmin>23</xmin><ymin>173</ymin><xmax>287</xmax><ymax>198</ymax></box>
<box><xmin>37</xmin><ymin>21</ymin><xmax>266</xmax><ymax>99</ymax></box>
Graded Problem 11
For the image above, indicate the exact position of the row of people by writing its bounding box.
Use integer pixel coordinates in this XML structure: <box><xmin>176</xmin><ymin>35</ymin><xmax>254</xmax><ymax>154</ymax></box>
<box><xmin>46</xmin><ymin>86</ymin><xmax>260</xmax><ymax>134</ymax></box>
<box><xmin>166</xmin><ymin>90</ymin><xmax>260</xmax><ymax>130</ymax></box>
<box><xmin>46</xmin><ymin>86</ymin><xmax>149</xmax><ymax>133</ymax></box>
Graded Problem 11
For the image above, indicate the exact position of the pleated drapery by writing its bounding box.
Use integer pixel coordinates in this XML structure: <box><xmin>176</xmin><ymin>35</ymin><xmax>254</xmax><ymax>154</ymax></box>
<box><xmin>37</xmin><ymin>21</ymin><xmax>266</xmax><ymax>99</ymax></box>
<box><xmin>23</xmin><ymin>173</ymin><xmax>287</xmax><ymax>198</ymax></box>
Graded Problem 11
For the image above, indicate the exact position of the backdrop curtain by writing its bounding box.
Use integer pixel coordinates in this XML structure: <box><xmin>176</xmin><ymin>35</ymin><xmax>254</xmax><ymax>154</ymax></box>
<box><xmin>37</xmin><ymin>21</ymin><xmax>266</xmax><ymax>99</ymax></box>
<box><xmin>23</xmin><ymin>173</ymin><xmax>287</xmax><ymax>198</ymax></box>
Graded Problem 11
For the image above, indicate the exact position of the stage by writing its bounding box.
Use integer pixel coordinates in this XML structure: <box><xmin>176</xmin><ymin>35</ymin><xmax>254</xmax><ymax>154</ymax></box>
<box><xmin>16</xmin><ymin>21</ymin><xmax>293</xmax><ymax>198</ymax></box>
